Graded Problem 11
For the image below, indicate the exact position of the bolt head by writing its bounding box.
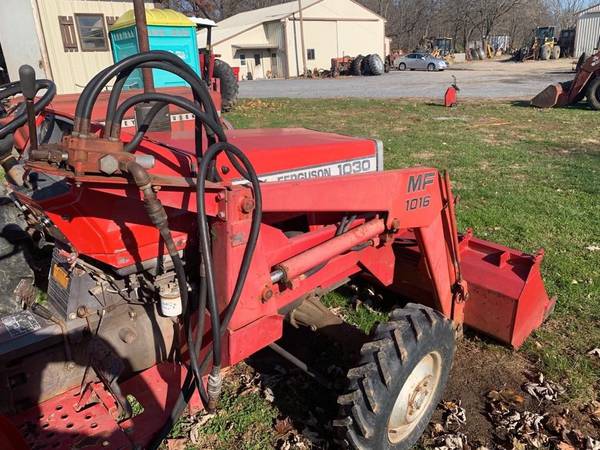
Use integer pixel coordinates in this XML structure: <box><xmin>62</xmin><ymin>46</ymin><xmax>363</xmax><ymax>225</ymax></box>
<box><xmin>261</xmin><ymin>288</ymin><xmax>273</xmax><ymax>302</ymax></box>
<box><xmin>99</xmin><ymin>155</ymin><xmax>119</xmax><ymax>175</ymax></box>
<box><xmin>241</xmin><ymin>197</ymin><xmax>255</xmax><ymax>214</ymax></box>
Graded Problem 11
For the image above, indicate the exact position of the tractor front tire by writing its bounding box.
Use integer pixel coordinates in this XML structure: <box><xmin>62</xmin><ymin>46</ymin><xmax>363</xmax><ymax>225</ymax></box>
<box><xmin>586</xmin><ymin>77</ymin><xmax>600</xmax><ymax>110</ymax></box>
<box><xmin>213</xmin><ymin>59</ymin><xmax>239</xmax><ymax>112</ymax></box>
<box><xmin>540</xmin><ymin>45</ymin><xmax>551</xmax><ymax>60</ymax></box>
<box><xmin>336</xmin><ymin>304</ymin><xmax>456</xmax><ymax>450</ymax></box>
<box><xmin>551</xmin><ymin>45</ymin><xmax>561</xmax><ymax>60</ymax></box>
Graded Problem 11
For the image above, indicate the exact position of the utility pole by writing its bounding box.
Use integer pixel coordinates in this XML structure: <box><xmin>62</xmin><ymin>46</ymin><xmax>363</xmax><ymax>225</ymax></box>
<box><xmin>297</xmin><ymin>0</ymin><xmax>307</xmax><ymax>76</ymax></box>
<box><xmin>133</xmin><ymin>0</ymin><xmax>154</xmax><ymax>92</ymax></box>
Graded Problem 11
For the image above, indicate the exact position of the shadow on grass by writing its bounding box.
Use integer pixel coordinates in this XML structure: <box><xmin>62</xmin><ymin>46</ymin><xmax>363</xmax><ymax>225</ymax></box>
<box><xmin>510</xmin><ymin>99</ymin><xmax>594</xmax><ymax>110</ymax></box>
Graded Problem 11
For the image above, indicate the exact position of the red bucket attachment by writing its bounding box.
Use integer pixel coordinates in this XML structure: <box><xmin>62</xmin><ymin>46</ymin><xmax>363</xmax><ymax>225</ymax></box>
<box><xmin>459</xmin><ymin>230</ymin><xmax>555</xmax><ymax>348</ymax></box>
<box><xmin>531</xmin><ymin>83</ymin><xmax>563</xmax><ymax>108</ymax></box>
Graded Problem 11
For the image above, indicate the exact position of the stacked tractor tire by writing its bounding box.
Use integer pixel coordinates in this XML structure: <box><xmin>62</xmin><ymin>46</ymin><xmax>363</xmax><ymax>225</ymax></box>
<box><xmin>351</xmin><ymin>54</ymin><xmax>386</xmax><ymax>76</ymax></box>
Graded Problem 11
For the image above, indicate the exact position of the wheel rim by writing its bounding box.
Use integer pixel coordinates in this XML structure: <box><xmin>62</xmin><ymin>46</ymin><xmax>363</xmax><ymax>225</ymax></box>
<box><xmin>387</xmin><ymin>351</ymin><xmax>442</xmax><ymax>444</ymax></box>
<box><xmin>428</xmin><ymin>64</ymin><xmax>435</xmax><ymax>71</ymax></box>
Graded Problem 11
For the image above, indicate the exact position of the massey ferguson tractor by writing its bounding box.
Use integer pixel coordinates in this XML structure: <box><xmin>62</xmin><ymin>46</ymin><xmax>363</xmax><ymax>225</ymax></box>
<box><xmin>0</xmin><ymin>51</ymin><xmax>554</xmax><ymax>450</ymax></box>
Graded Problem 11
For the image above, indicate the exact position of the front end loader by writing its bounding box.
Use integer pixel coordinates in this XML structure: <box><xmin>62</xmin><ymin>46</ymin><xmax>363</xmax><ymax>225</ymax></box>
<box><xmin>0</xmin><ymin>11</ymin><xmax>554</xmax><ymax>448</ymax></box>
<box><xmin>531</xmin><ymin>50</ymin><xmax>600</xmax><ymax>109</ymax></box>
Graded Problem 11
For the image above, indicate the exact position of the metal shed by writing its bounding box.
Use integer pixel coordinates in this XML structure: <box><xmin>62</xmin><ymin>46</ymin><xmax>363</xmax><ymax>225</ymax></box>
<box><xmin>575</xmin><ymin>3</ymin><xmax>600</xmax><ymax>57</ymax></box>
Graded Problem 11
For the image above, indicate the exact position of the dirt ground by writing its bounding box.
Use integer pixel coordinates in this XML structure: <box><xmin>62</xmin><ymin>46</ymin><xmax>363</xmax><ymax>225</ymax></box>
<box><xmin>239</xmin><ymin>57</ymin><xmax>575</xmax><ymax>101</ymax></box>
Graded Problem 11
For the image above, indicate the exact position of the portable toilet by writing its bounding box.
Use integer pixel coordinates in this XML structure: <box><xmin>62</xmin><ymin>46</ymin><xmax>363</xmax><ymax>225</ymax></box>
<box><xmin>109</xmin><ymin>9</ymin><xmax>200</xmax><ymax>89</ymax></box>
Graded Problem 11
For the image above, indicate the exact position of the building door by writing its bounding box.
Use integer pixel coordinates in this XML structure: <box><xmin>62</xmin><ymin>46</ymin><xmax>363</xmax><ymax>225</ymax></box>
<box><xmin>270</xmin><ymin>52</ymin><xmax>279</xmax><ymax>78</ymax></box>
<box><xmin>252</xmin><ymin>53</ymin><xmax>264</xmax><ymax>79</ymax></box>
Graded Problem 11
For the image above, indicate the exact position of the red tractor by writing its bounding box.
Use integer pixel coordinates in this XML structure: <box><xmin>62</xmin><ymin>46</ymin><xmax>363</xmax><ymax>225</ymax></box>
<box><xmin>0</xmin><ymin>51</ymin><xmax>554</xmax><ymax>450</ymax></box>
<box><xmin>531</xmin><ymin>50</ymin><xmax>600</xmax><ymax>109</ymax></box>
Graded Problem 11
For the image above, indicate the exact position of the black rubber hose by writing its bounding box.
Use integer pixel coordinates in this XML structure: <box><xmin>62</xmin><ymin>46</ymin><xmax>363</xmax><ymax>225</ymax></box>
<box><xmin>0</xmin><ymin>80</ymin><xmax>56</xmax><ymax>138</ymax></box>
<box><xmin>104</xmin><ymin>60</ymin><xmax>217</xmax><ymax>133</ymax></box>
<box><xmin>196</xmin><ymin>142</ymin><xmax>262</xmax><ymax>367</ymax></box>
<box><xmin>188</xmin><ymin>268</ymin><xmax>209</xmax><ymax>405</ymax></box>
<box><xmin>78</xmin><ymin>51</ymin><xmax>218</xmax><ymax>134</ymax></box>
<box><xmin>148</xmin><ymin>142</ymin><xmax>262</xmax><ymax>450</ymax></box>
<box><xmin>123</xmin><ymin>101</ymin><xmax>167</xmax><ymax>152</ymax></box>
<box><xmin>110</xmin><ymin>92</ymin><xmax>224</xmax><ymax>142</ymax></box>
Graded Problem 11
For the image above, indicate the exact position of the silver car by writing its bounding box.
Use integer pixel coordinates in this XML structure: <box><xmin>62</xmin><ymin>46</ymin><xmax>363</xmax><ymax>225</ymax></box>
<box><xmin>395</xmin><ymin>53</ymin><xmax>447</xmax><ymax>71</ymax></box>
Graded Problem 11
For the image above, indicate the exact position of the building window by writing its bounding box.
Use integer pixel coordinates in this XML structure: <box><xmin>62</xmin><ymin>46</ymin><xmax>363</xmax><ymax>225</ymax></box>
<box><xmin>272</xmin><ymin>52</ymin><xmax>277</xmax><ymax>58</ymax></box>
<box><xmin>75</xmin><ymin>14</ymin><xmax>109</xmax><ymax>52</ymax></box>
<box><xmin>254</xmin><ymin>54</ymin><xmax>261</xmax><ymax>66</ymax></box>
<box><xmin>240</xmin><ymin>54</ymin><xmax>246</xmax><ymax>65</ymax></box>
<box><xmin>58</xmin><ymin>16</ymin><xmax>78</xmax><ymax>52</ymax></box>
<box><xmin>307</xmin><ymin>48</ymin><xmax>315</xmax><ymax>60</ymax></box>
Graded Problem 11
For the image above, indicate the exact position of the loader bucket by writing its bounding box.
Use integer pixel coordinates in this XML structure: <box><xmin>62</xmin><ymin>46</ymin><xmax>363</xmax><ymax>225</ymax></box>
<box><xmin>459</xmin><ymin>230</ymin><xmax>555</xmax><ymax>348</ymax></box>
<box><xmin>531</xmin><ymin>83</ymin><xmax>563</xmax><ymax>108</ymax></box>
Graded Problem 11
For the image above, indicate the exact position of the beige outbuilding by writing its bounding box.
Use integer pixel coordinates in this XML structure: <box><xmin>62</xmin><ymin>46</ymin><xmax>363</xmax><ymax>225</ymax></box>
<box><xmin>0</xmin><ymin>0</ymin><xmax>158</xmax><ymax>94</ymax></box>
<box><xmin>199</xmin><ymin>0</ymin><xmax>388</xmax><ymax>79</ymax></box>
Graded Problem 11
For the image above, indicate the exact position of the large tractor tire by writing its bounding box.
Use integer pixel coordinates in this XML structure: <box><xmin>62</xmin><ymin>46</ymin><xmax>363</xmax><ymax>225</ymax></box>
<box><xmin>213</xmin><ymin>59</ymin><xmax>239</xmax><ymax>112</ymax></box>
<box><xmin>351</xmin><ymin>55</ymin><xmax>364</xmax><ymax>76</ymax></box>
<box><xmin>576</xmin><ymin>52</ymin><xmax>588</xmax><ymax>72</ymax></box>
<box><xmin>586</xmin><ymin>77</ymin><xmax>600</xmax><ymax>110</ymax></box>
<box><xmin>540</xmin><ymin>45</ymin><xmax>551</xmax><ymax>60</ymax></box>
<box><xmin>0</xmin><ymin>195</ymin><xmax>34</xmax><ymax>315</ymax></box>
<box><xmin>551</xmin><ymin>45</ymin><xmax>561</xmax><ymax>60</ymax></box>
<box><xmin>366</xmin><ymin>54</ymin><xmax>385</xmax><ymax>76</ymax></box>
<box><xmin>360</xmin><ymin>55</ymin><xmax>371</xmax><ymax>75</ymax></box>
<box><xmin>336</xmin><ymin>304</ymin><xmax>456</xmax><ymax>450</ymax></box>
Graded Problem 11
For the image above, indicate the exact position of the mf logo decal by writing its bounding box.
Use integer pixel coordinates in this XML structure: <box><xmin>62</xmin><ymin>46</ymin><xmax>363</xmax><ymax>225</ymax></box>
<box><xmin>407</xmin><ymin>172</ymin><xmax>435</xmax><ymax>193</ymax></box>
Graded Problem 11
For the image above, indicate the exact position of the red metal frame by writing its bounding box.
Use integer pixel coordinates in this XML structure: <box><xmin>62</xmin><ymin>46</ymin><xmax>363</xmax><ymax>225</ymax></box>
<box><xmin>5</xmin><ymin>99</ymin><xmax>554</xmax><ymax>447</ymax></box>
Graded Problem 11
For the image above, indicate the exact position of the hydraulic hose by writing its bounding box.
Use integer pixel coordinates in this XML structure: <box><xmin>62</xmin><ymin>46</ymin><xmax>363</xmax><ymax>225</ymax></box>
<box><xmin>0</xmin><ymin>80</ymin><xmax>56</xmax><ymax>138</ymax></box>
<box><xmin>125</xmin><ymin>161</ymin><xmax>189</xmax><ymax>316</ymax></box>
<box><xmin>104</xmin><ymin>60</ymin><xmax>218</xmax><ymax>134</ymax></box>
<box><xmin>76</xmin><ymin>51</ymin><xmax>218</xmax><ymax>135</ymax></box>
<box><xmin>123</xmin><ymin>101</ymin><xmax>167</xmax><ymax>152</ymax></box>
<box><xmin>149</xmin><ymin>142</ymin><xmax>262</xmax><ymax>449</ymax></box>
<box><xmin>110</xmin><ymin>92</ymin><xmax>224</xmax><ymax>142</ymax></box>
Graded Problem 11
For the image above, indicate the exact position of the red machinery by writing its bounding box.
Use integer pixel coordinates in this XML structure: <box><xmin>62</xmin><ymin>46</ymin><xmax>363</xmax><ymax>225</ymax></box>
<box><xmin>0</xmin><ymin>52</ymin><xmax>554</xmax><ymax>450</ymax></box>
<box><xmin>444</xmin><ymin>76</ymin><xmax>460</xmax><ymax>107</ymax></box>
<box><xmin>531</xmin><ymin>50</ymin><xmax>600</xmax><ymax>109</ymax></box>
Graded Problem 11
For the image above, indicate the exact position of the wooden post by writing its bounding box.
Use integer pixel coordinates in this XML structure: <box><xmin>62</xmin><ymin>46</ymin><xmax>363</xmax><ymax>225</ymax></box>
<box><xmin>133</xmin><ymin>0</ymin><xmax>154</xmax><ymax>92</ymax></box>
<box><xmin>297</xmin><ymin>0</ymin><xmax>307</xmax><ymax>76</ymax></box>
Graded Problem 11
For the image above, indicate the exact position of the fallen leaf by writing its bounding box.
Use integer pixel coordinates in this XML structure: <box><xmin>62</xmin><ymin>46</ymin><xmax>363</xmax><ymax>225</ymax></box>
<box><xmin>274</xmin><ymin>417</ymin><xmax>294</xmax><ymax>436</ymax></box>
<box><xmin>488</xmin><ymin>388</ymin><xmax>524</xmax><ymax>406</ymax></box>
<box><xmin>558</xmin><ymin>443</ymin><xmax>576</xmax><ymax>450</ymax></box>
<box><xmin>166</xmin><ymin>439</ymin><xmax>187</xmax><ymax>450</ymax></box>
<box><xmin>587</xmin><ymin>348</ymin><xmax>600</xmax><ymax>359</ymax></box>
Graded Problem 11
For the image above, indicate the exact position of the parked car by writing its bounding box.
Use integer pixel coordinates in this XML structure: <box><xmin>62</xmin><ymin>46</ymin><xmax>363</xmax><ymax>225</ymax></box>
<box><xmin>395</xmin><ymin>53</ymin><xmax>447</xmax><ymax>71</ymax></box>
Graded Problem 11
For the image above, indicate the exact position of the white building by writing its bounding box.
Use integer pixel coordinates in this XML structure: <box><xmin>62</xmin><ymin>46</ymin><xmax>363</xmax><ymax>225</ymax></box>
<box><xmin>575</xmin><ymin>3</ymin><xmax>600</xmax><ymax>57</ymax></box>
<box><xmin>0</xmin><ymin>0</ymin><xmax>158</xmax><ymax>94</ymax></box>
<box><xmin>199</xmin><ymin>0</ymin><xmax>388</xmax><ymax>79</ymax></box>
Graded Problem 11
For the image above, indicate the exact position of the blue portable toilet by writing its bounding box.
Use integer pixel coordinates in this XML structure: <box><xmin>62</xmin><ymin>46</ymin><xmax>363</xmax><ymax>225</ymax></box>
<box><xmin>109</xmin><ymin>9</ymin><xmax>200</xmax><ymax>89</ymax></box>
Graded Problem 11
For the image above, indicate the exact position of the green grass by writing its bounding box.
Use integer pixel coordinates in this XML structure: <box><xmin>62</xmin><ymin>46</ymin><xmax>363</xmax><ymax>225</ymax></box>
<box><xmin>228</xmin><ymin>98</ymin><xmax>600</xmax><ymax>401</ymax></box>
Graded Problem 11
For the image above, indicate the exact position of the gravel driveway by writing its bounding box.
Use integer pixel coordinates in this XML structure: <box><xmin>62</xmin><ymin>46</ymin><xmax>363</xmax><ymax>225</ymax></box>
<box><xmin>239</xmin><ymin>58</ymin><xmax>575</xmax><ymax>100</ymax></box>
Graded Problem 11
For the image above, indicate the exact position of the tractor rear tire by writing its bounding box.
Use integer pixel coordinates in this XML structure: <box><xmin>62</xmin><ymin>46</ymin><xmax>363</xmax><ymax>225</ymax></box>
<box><xmin>360</xmin><ymin>55</ymin><xmax>371</xmax><ymax>75</ymax></box>
<box><xmin>335</xmin><ymin>304</ymin><xmax>456</xmax><ymax>450</ymax></box>
<box><xmin>576</xmin><ymin>52</ymin><xmax>588</xmax><ymax>72</ymax></box>
<box><xmin>551</xmin><ymin>45</ymin><xmax>561</xmax><ymax>60</ymax></box>
<box><xmin>213</xmin><ymin>59</ymin><xmax>239</xmax><ymax>112</ymax></box>
<box><xmin>366</xmin><ymin>54</ymin><xmax>385</xmax><ymax>76</ymax></box>
<box><xmin>586</xmin><ymin>77</ymin><xmax>600</xmax><ymax>110</ymax></box>
<box><xmin>351</xmin><ymin>56</ymin><xmax>364</xmax><ymax>76</ymax></box>
<box><xmin>540</xmin><ymin>45</ymin><xmax>551</xmax><ymax>60</ymax></box>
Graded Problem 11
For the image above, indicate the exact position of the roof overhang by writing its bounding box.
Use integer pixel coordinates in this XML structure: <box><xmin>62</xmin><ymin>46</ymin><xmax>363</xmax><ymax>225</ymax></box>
<box><xmin>232</xmin><ymin>43</ymin><xmax>277</xmax><ymax>49</ymax></box>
